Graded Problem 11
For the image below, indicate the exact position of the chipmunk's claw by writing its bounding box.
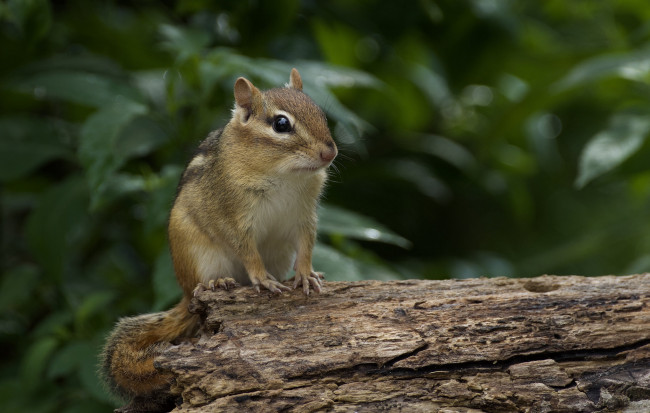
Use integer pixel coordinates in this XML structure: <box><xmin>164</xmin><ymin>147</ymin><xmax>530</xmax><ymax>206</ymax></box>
<box><xmin>292</xmin><ymin>271</ymin><xmax>324</xmax><ymax>295</ymax></box>
<box><xmin>193</xmin><ymin>277</ymin><xmax>238</xmax><ymax>296</ymax></box>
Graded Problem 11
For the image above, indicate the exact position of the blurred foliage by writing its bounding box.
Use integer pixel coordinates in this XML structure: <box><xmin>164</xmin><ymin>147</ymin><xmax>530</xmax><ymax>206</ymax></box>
<box><xmin>2</xmin><ymin>0</ymin><xmax>650</xmax><ymax>411</ymax></box>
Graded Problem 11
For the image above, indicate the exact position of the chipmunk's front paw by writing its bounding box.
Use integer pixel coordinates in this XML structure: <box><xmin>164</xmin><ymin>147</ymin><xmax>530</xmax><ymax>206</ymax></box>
<box><xmin>250</xmin><ymin>272</ymin><xmax>291</xmax><ymax>294</ymax></box>
<box><xmin>292</xmin><ymin>271</ymin><xmax>324</xmax><ymax>295</ymax></box>
<box><xmin>193</xmin><ymin>277</ymin><xmax>238</xmax><ymax>296</ymax></box>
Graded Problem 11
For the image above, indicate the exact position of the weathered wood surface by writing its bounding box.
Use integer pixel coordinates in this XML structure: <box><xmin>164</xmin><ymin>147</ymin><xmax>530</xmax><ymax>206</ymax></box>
<box><xmin>158</xmin><ymin>274</ymin><xmax>650</xmax><ymax>412</ymax></box>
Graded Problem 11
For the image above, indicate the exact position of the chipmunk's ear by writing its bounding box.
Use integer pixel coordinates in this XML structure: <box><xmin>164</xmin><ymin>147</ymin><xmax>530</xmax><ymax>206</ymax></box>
<box><xmin>289</xmin><ymin>68</ymin><xmax>302</xmax><ymax>91</ymax></box>
<box><xmin>234</xmin><ymin>77</ymin><xmax>262</xmax><ymax>122</ymax></box>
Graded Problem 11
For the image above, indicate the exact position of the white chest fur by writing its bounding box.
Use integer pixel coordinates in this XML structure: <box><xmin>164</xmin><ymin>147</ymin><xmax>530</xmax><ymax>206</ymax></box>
<box><xmin>252</xmin><ymin>179</ymin><xmax>306</xmax><ymax>240</ymax></box>
<box><xmin>191</xmin><ymin>174</ymin><xmax>318</xmax><ymax>285</ymax></box>
<box><xmin>250</xmin><ymin>175</ymin><xmax>318</xmax><ymax>278</ymax></box>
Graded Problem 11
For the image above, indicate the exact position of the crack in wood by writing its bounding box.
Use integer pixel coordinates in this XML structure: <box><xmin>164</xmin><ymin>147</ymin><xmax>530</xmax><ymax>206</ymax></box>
<box><xmin>372</xmin><ymin>339</ymin><xmax>650</xmax><ymax>380</ymax></box>
<box><xmin>382</xmin><ymin>342</ymin><xmax>430</xmax><ymax>368</ymax></box>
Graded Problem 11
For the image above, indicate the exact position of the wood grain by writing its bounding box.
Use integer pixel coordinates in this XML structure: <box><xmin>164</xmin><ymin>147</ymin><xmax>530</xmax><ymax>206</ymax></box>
<box><xmin>156</xmin><ymin>274</ymin><xmax>650</xmax><ymax>412</ymax></box>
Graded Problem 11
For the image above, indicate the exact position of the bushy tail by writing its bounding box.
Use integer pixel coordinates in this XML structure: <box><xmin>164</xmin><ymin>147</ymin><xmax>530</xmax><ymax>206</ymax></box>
<box><xmin>101</xmin><ymin>296</ymin><xmax>198</xmax><ymax>412</ymax></box>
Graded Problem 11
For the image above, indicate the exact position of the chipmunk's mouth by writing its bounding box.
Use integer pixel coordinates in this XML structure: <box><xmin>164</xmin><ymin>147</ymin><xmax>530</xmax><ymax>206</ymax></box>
<box><xmin>290</xmin><ymin>156</ymin><xmax>331</xmax><ymax>172</ymax></box>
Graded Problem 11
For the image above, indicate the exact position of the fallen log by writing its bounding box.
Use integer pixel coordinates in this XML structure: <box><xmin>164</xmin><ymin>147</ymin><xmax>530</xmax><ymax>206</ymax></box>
<box><xmin>157</xmin><ymin>274</ymin><xmax>650</xmax><ymax>412</ymax></box>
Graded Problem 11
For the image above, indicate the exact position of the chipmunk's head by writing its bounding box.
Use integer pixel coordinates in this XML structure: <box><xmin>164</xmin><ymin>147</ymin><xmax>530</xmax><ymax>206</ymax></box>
<box><xmin>230</xmin><ymin>68</ymin><xmax>337</xmax><ymax>175</ymax></box>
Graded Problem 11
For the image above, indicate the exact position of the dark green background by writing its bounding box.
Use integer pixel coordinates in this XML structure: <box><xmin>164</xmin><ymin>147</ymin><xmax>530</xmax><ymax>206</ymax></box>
<box><xmin>2</xmin><ymin>1</ymin><xmax>650</xmax><ymax>411</ymax></box>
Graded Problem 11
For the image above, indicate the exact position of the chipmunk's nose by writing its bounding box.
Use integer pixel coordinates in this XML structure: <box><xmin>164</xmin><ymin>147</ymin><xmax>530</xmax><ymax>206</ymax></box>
<box><xmin>320</xmin><ymin>141</ymin><xmax>337</xmax><ymax>164</ymax></box>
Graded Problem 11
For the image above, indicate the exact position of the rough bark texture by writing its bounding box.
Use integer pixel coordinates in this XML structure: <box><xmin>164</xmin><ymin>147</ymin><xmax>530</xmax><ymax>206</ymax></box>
<box><xmin>157</xmin><ymin>274</ymin><xmax>650</xmax><ymax>413</ymax></box>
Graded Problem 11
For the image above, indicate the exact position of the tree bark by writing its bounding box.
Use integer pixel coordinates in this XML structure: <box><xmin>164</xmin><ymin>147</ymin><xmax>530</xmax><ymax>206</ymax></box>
<box><xmin>157</xmin><ymin>274</ymin><xmax>650</xmax><ymax>413</ymax></box>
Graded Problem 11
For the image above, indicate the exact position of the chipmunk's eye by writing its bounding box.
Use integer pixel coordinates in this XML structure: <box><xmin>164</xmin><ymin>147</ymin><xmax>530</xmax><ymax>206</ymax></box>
<box><xmin>272</xmin><ymin>115</ymin><xmax>292</xmax><ymax>133</ymax></box>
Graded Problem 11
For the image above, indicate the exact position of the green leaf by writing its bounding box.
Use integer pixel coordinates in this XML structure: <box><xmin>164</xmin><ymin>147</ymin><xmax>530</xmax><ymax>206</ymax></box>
<box><xmin>204</xmin><ymin>49</ymin><xmax>380</xmax><ymax>90</ymax></box>
<box><xmin>3</xmin><ymin>0</ymin><xmax>52</xmax><ymax>43</ymax></box>
<box><xmin>203</xmin><ymin>49</ymin><xmax>290</xmax><ymax>87</ymax></box>
<box><xmin>0</xmin><ymin>264</ymin><xmax>39</xmax><ymax>312</ymax></box>
<box><xmin>353</xmin><ymin>259</ymin><xmax>402</xmax><ymax>281</ymax></box>
<box><xmin>74</xmin><ymin>292</ymin><xmax>115</xmax><ymax>333</ymax></box>
<box><xmin>294</xmin><ymin>61</ymin><xmax>378</xmax><ymax>144</ymax></box>
<box><xmin>0</xmin><ymin>377</ymin><xmax>60</xmax><ymax>413</ymax></box>
<box><xmin>0</xmin><ymin>116</ymin><xmax>72</xmax><ymax>181</ymax></box>
<box><xmin>575</xmin><ymin>112</ymin><xmax>650</xmax><ymax>188</ymax></box>
<box><xmin>21</xmin><ymin>337</ymin><xmax>59</xmax><ymax>391</ymax></box>
<box><xmin>133</xmin><ymin>69</ymin><xmax>168</xmax><ymax>107</ymax></box>
<box><xmin>47</xmin><ymin>341</ymin><xmax>85</xmax><ymax>378</ymax></box>
<box><xmin>296</xmin><ymin>61</ymin><xmax>379</xmax><ymax>89</ymax></box>
<box><xmin>312</xmin><ymin>244</ymin><xmax>400</xmax><ymax>281</ymax></box>
<box><xmin>90</xmin><ymin>173</ymin><xmax>146</xmax><ymax>209</ymax></box>
<box><xmin>77</xmin><ymin>96</ymin><xmax>148</xmax><ymax>206</ymax></box>
<box><xmin>312</xmin><ymin>20</ymin><xmax>360</xmax><ymax>66</ymax></box>
<box><xmin>48</xmin><ymin>339</ymin><xmax>115</xmax><ymax>404</ymax></box>
<box><xmin>143</xmin><ymin>165</ymin><xmax>183</xmax><ymax>234</ymax></box>
<box><xmin>416</xmin><ymin>134</ymin><xmax>477</xmax><ymax>172</ymax></box>
<box><xmin>555</xmin><ymin>47</ymin><xmax>650</xmax><ymax>91</ymax></box>
<box><xmin>152</xmin><ymin>250</ymin><xmax>181</xmax><ymax>311</ymax></box>
<box><xmin>410</xmin><ymin>63</ymin><xmax>454</xmax><ymax>110</ymax></box>
<box><xmin>18</xmin><ymin>54</ymin><xmax>125</xmax><ymax>76</ymax></box>
<box><xmin>304</xmin><ymin>83</ymin><xmax>372</xmax><ymax>145</ymax></box>
<box><xmin>318</xmin><ymin>205</ymin><xmax>411</xmax><ymax>248</ymax></box>
<box><xmin>26</xmin><ymin>177</ymin><xmax>89</xmax><ymax>280</ymax></box>
<box><xmin>116</xmin><ymin>116</ymin><xmax>168</xmax><ymax>159</ymax></box>
<box><xmin>0</xmin><ymin>140</ymin><xmax>69</xmax><ymax>181</ymax></box>
<box><xmin>78</xmin><ymin>345</ymin><xmax>115</xmax><ymax>404</ymax></box>
<box><xmin>387</xmin><ymin>159</ymin><xmax>450</xmax><ymax>201</ymax></box>
<box><xmin>87</xmin><ymin>117</ymin><xmax>171</xmax><ymax>208</ymax></box>
<box><xmin>10</xmin><ymin>71</ymin><xmax>143</xmax><ymax>107</ymax></box>
<box><xmin>312</xmin><ymin>243</ymin><xmax>364</xmax><ymax>281</ymax></box>
<box><xmin>159</xmin><ymin>24</ymin><xmax>210</xmax><ymax>62</ymax></box>
<box><xmin>61</xmin><ymin>400</ymin><xmax>115</xmax><ymax>413</ymax></box>
<box><xmin>31</xmin><ymin>311</ymin><xmax>73</xmax><ymax>338</ymax></box>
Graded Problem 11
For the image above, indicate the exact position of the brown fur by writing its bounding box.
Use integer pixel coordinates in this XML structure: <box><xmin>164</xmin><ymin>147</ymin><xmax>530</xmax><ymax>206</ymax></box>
<box><xmin>101</xmin><ymin>69</ymin><xmax>336</xmax><ymax>411</ymax></box>
<box><xmin>101</xmin><ymin>297</ymin><xmax>198</xmax><ymax>412</ymax></box>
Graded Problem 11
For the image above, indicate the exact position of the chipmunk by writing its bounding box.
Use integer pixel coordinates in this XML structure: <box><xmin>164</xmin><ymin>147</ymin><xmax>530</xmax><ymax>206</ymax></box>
<box><xmin>101</xmin><ymin>68</ymin><xmax>337</xmax><ymax>413</ymax></box>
